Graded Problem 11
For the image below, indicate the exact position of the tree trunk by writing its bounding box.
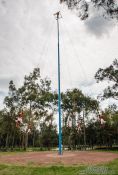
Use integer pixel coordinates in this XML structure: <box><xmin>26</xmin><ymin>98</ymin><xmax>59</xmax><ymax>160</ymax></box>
<box><xmin>11</xmin><ymin>131</ymin><xmax>15</xmax><ymax>150</ymax></box>
<box><xmin>33</xmin><ymin>131</ymin><xmax>35</xmax><ymax>147</ymax></box>
<box><xmin>5</xmin><ymin>133</ymin><xmax>9</xmax><ymax>150</ymax></box>
<box><xmin>116</xmin><ymin>127</ymin><xmax>118</xmax><ymax>145</ymax></box>
<box><xmin>22</xmin><ymin>133</ymin><xmax>25</xmax><ymax>149</ymax></box>
<box><xmin>0</xmin><ymin>134</ymin><xmax>2</xmax><ymax>150</ymax></box>
<box><xmin>19</xmin><ymin>133</ymin><xmax>22</xmax><ymax>149</ymax></box>
<box><xmin>24</xmin><ymin>132</ymin><xmax>28</xmax><ymax>151</ymax></box>
<box><xmin>83</xmin><ymin>110</ymin><xmax>86</xmax><ymax>150</ymax></box>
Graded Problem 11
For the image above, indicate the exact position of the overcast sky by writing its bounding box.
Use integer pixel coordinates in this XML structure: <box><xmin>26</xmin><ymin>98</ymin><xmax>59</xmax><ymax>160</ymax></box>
<box><xmin>0</xmin><ymin>0</ymin><xmax>118</xmax><ymax>109</ymax></box>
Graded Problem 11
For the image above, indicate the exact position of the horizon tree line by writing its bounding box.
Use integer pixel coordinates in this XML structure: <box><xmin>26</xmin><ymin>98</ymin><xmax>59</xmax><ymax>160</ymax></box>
<box><xmin>0</xmin><ymin>59</ymin><xmax>117</xmax><ymax>151</ymax></box>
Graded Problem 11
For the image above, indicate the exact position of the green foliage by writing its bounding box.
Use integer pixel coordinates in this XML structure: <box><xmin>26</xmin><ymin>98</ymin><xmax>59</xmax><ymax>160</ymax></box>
<box><xmin>61</xmin><ymin>88</ymin><xmax>99</xmax><ymax>150</ymax></box>
<box><xmin>0</xmin><ymin>65</ymin><xmax>117</xmax><ymax>151</ymax></box>
<box><xmin>0</xmin><ymin>68</ymin><xmax>57</xmax><ymax>151</ymax></box>
<box><xmin>60</xmin><ymin>0</ymin><xmax>118</xmax><ymax>20</ymax></box>
<box><xmin>95</xmin><ymin>59</ymin><xmax>118</xmax><ymax>100</ymax></box>
<box><xmin>0</xmin><ymin>164</ymin><xmax>85</xmax><ymax>175</ymax></box>
<box><xmin>39</xmin><ymin>123</ymin><xmax>58</xmax><ymax>149</ymax></box>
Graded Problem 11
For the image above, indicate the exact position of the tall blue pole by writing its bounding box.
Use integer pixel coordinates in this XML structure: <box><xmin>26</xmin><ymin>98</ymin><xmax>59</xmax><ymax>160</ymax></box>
<box><xmin>55</xmin><ymin>12</ymin><xmax>62</xmax><ymax>155</ymax></box>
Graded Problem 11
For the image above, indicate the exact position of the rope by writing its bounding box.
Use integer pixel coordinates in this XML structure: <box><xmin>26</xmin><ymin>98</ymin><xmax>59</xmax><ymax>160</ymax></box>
<box><xmin>36</xmin><ymin>19</ymin><xmax>55</xmax><ymax>71</ymax></box>
<box><xmin>61</xmin><ymin>18</ymin><xmax>88</xmax><ymax>82</ymax></box>
<box><xmin>59</xmin><ymin>21</ymin><xmax>73</xmax><ymax>89</ymax></box>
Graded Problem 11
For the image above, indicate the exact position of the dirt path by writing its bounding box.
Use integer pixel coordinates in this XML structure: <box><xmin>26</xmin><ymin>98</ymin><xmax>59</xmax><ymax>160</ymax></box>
<box><xmin>0</xmin><ymin>151</ymin><xmax>118</xmax><ymax>166</ymax></box>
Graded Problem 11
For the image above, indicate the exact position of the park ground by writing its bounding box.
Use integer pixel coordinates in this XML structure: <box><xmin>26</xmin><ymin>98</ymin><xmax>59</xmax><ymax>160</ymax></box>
<box><xmin>0</xmin><ymin>151</ymin><xmax>118</xmax><ymax>175</ymax></box>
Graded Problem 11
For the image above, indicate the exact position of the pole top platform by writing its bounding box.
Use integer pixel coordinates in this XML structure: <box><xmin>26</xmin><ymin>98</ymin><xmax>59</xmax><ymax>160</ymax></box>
<box><xmin>54</xmin><ymin>11</ymin><xmax>62</xmax><ymax>20</ymax></box>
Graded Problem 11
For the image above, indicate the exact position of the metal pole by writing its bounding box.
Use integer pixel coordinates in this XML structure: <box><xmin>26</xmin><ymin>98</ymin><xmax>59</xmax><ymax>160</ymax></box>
<box><xmin>54</xmin><ymin>12</ymin><xmax>62</xmax><ymax>155</ymax></box>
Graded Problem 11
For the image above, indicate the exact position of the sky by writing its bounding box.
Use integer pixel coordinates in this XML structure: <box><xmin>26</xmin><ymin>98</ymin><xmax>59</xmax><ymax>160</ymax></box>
<box><xmin>0</xmin><ymin>0</ymin><xmax>118</xmax><ymax>110</ymax></box>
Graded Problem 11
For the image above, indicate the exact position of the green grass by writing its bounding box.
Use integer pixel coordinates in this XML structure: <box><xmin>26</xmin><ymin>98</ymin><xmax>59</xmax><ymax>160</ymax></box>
<box><xmin>0</xmin><ymin>165</ymin><xmax>85</xmax><ymax>175</ymax></box>
<box><xmin>0</xmin><ymin>159</ymin><xmax>118</xmax><ymax>175</ymax></box>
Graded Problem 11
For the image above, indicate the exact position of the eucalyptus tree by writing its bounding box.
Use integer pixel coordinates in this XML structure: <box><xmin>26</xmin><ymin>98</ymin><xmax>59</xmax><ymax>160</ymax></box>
<box><xmin>61</xmin><ymin>89</ymin><xmax>84</xmax><ymax>149</ymax></box>
<box><xmin>62</xmin><ymin>88</ymin><xmax>99</xmax><ymax>149</ymax></box>
<box><xmin>16</xmin><ymin>68</ymin><xmax>40</xmax><ymax>149</ymax></box>
<box><xmin>62</xmin><ymin>89</ymin><xmax>84</xmax><ymax>125</ymax></box>
<box><xmin>0</xmin><ymin>110</ymin><xmax>6</xmax><ymax>149</ymax></box>
<box><xmin>0</xmin><ymin>67</ymin><xmax>58</xmax><ymax>150</ymax></box>
<box><xmin>39</xmin><ymin>122</ymin><xmax>58</xmax><ymax>150</ymax></box>
<box><xmin>3</xmin><ymin>80</ymin><xmax>18</xmax><ymax>149</ymax></box>
<box><xmin>76</xmin><ymin>104</ymin><xmax>118</xmax><ymax>149</ymax></box>
<box><xmin>80</xmin><ymin>95</ymin><xmax>99</xmax><ymax>149</ymax></box>
<box><xmin>60</xmin><ymin>0</ymin><xmax>118</xmax><ymax>20</ymax></box>
<box><xmin>17</xmin><ymin>68</ymin><xmax>57</xmax><ymax>150</ymax></box>
<box><xmin>104</xmin><ymin>105</ymin><xmax>118</xmax><ymax>146</ymax></box>
<box><xmin>95</xmin><ymin>59</ymin><xmax>118</xmax><ymax>100</ymax></box>
<box><xmin>36</xmin><ymin>80</ymin><xmax>58</xmax><ymax>149</ymax></box>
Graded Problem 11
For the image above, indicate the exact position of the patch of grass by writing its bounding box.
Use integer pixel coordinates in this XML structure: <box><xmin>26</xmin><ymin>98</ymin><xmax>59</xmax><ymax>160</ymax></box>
<box><xmin>0</xmin><ymin>165</ymin><xmax>85</xmax><ymax>175</ymax></box>
<box><xmin>82</xmin><ymin>159</ymin><xmax>118</xmax><ymax>175</ymax></box>
<box><xmin>106</xmin><ymin>159</ymin><xmax>118</xmax><ymax>174</ymax></box>
<box><xmin>0</xmin><ymin>159</ymin><xmax>118</xmax><ymax>175</ymax></box>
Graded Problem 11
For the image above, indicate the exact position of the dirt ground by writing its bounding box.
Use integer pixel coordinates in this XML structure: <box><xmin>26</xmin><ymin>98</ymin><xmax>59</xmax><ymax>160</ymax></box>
<box><xmin>0</xmin><ymin>151</ymin><xmax>118</xmax><ymax>166</ymax></box>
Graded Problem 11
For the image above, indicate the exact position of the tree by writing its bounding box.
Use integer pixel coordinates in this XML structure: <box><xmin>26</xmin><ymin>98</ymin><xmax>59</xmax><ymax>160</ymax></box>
<box><xmin>3</xmin><ymin>80</ymin><xmax>18</xmax><ymax>150</ymax></box>
<box><xmin>17</xmin><ymin>68</ymin><xmax>56</xmax><ymax>150</ymax></box>
<box><xmin>39</xmin><ymin>122</ymin><xmax>58</xmax><ymax>150</ymax></box>
<box><xmin>60</xmin><ymin>0</ymin><xmax>118</xmax><ymax>20</ymax></box>
<box><xmin>62</xmin><ymin>89</ymin><xmax>83</xmax><ymax>149</ymax></box>
<box><xmin>61</xmin><ymin>88</ymin><xmax>99</xmax><ymax>150</ymax></box>
<box><xmin>105</xmin><ymin>104</ymin><xmax>118</xmax><ymax>145</ymax></box>
<box><xmin>95</xmin><ymin>59</ymin><xmax>118</xmax><ymax>100</ymax></box>
<box><xmin>80</xmin><ymin>95</ymin><xmax>99</xmax><ymax>149</ymax></box>
<box><xmin>0</xmin><ymin>67</ymin><xmax>59</xmax><ymax>151</ymax></box>
<box><xmin>16</xmin><ymin>68</ymin><xmax>41</xmax><ymax>150</ymax></box>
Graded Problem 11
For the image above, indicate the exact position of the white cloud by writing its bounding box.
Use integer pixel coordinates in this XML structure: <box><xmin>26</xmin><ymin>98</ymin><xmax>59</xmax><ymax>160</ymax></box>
<box><xmin>84</xmin><ymin>15</ymin><xmax>114</xmax><ymax>37</ymax></box>
<box><xmin>0</xmin><ymin>0</ymin><xmax>118</xmax><ymax>110</ymax></box>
